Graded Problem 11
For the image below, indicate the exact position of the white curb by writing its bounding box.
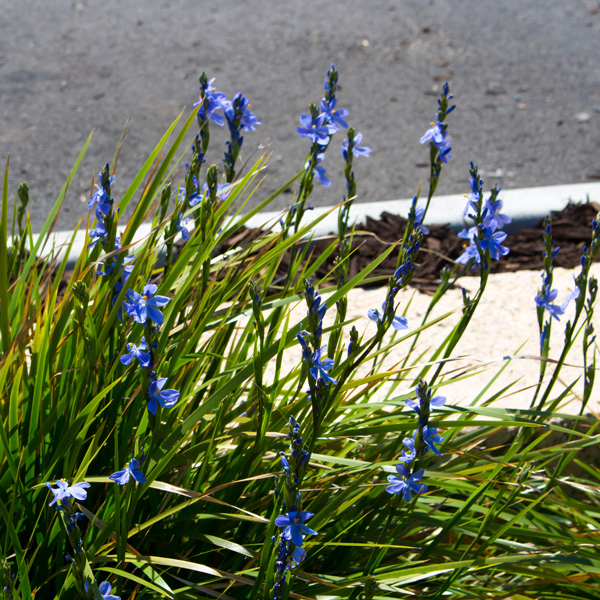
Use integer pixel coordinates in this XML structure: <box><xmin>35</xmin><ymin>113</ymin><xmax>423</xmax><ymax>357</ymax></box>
<box><xmin>31</xmin><ymin>181</ymin><xmax>600</xmax><ymax>267</ymax></box>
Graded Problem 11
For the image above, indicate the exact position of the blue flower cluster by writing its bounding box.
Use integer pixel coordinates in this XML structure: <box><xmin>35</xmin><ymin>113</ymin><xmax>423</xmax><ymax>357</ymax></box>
<box><xmin>295</xmin><ymin>64</ymin><xmax>362</xmax><ymax>192</ymax></box>
<box><xmin>118</xmin><ymin>281</ymin><xmax>180</xmax><ymax>416</ymax></box>
<box><xmin>193</xmin><ymin>73</ymin><xmax>260</xmax><ymax>184</ymax></box>
<box><xmin>86</xmin><ymin>163</ymin><xmax>132</xmax><ymax>278</ymax></box>
<box><xmin>223</xmin><ymin>91</ymin><xmax>261</xmax><ymax>183</ymax></box>
<box><xmin>455</xmin><ymin>163</ymin><xmax>511</xmax><ymax>267</ymax></box>
<box><xmin>168</xmin><ymin>74</ymin><xmax>255</xmax><ymax>258</ymax></box>
<box><xmin>297</xmin><ymin>279</ymin><xmax>338</xmax><ymax>420</ymax></box>
<box><xmin>420</xmin><ymin>82</ymin><xmax>455</xmax><ymax>175</ymax></box>
<box><xmin>87</xmin><ymin>163</ymin><xmax>115</xmax><ymax>251</ymax></box>
<box><xmin>386</xmin><ymin>379</ymin><xmax>446</xmax><ymax>502</ymax></box>
<box><xmin>271</xmin><ymin>417</ymin><xmax>316</xmax><ymax>598</ymax></box>
<box><xmin>284</xmin><ymin>65</ymin><xmax>371</xmax><ymax>236</ymax></box>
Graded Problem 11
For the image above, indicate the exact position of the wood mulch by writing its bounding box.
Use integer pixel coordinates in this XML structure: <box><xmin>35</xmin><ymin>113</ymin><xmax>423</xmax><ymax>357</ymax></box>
<box><xmin>223</xmin><ymin>201</ymin><xmax>600</xmax><ymax>294</ymax></box>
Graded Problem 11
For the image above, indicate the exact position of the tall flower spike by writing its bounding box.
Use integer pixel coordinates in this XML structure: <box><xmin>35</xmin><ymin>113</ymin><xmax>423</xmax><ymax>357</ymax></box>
<box><xmin>420</xmin><ymin>82</ymin><xmax>453</xmax><ymax>165</ymax></box>
<box><xmin>455</xmin><ymin>164</ymin><xmax>510</xmax><ymax>267</ymax></box>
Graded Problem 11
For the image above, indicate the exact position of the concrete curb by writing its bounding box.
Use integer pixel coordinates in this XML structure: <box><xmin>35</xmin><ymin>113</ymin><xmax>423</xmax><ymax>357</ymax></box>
<box><xmin>33</xmin><ymin>181</ymin><xmax>600</xmax><ymax>267</ymax></box>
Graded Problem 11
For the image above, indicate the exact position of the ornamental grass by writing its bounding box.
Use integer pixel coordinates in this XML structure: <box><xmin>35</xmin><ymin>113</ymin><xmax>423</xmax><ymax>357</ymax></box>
<box><xmin>1</xmin><ymin>66</ymin><xmax>599</xmax><ymax>600</ymax></box>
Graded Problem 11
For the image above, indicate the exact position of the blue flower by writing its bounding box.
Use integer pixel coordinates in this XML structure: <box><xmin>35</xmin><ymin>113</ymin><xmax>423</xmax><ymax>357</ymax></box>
<box><xmin>483</xmin><ymin>197</ymin><xmax>512</xmax><ymax>230</ymax></box>
<box><xmin>147</xmin><ymin>376</ymin><xmax>180</xmax><ymax>415</ymax></box>
<box><xmin>455</xmin><ymin>237</ymin><xmax>482</xmax><ymax>265</ymax></box>
<box><xmin>420</xmin><ymin>120</ymin><xmax>444</xmax><ymax>145</ymax></box>
<box><xmin>368</xmin><ymin>302</ymin><xmax>408</xmax><ymax>331</ymax></box>
<box><xmin>562</xmin><ymin>277</ymin><xmax>581</xmax><ymax>309</ymax></box>
<box><xmin>109</xmin><ymin>458</ymin><xmax>146</xmax><ymax>485</ymax></box>
<box><xmin>398</xmin><ymin>434</ymin><xmax>417</xmax><ymax>463</ymax></box>
<box><xmin>307</xmin><ymin>152</ymin><xmax>331</xmax><ymax>187</ymax></box>
<box><xmin>98</xmin><ymin>581</ymin><xmax>120</xmax><ymax>600</ymax></box>
<box><xmin>422</xmin><ymin>425</ymin><xmax>445</xmax><ymax>456</ymax></box>
<box><xmin>535</xmin><ymin>279</ymin><xmax>580</xmax><ymax>322</ymax></box>
<box><xmin>202</xmin><ymin>181</ymin><xmax>231</xmax><ymax>202</ymax></box>
<box><xmin>313</xmin><ymin>163</ymin><xmax>331</xmax><ymax>187</ymax></box>
<box><xmin>126</xmin><ymin>283</ymin><xmax>171</xmax><ymax>325</ymax></box>
<box><xmin>413</xmin><ymin>206</ymin><xmax>429</xmax><ymax>235</ymax></box>
<box><xmin>194</xmin><ymin>78</ymin><xmax>228</xmax><ymax>126</ymax></box>
<box><xmin>275</xmin><ymin>511</ymin><xmax>318</xmax><ymax>547</ymax></box>
<box><xmin>456</xmin><ymin>225</ymin><xmax>509</xmax><ymax>264</ymax></box>
<box><xmin>386</xmin><ymin>464</ymin><xmax>427</xmax><ymax>501</ymax></box>
<box><xmin>297</xmin><ymin>113</ymin><xmax>336</xmax><ymax>145</ymax></box>
<box><xmin>180</xmin><ymin>178</ymin><xmax>201</xmax><ymax>208</ymax></box>
<box><xmin>224</xmin><ymin>92</ymin><xmax>261</xmax><ymax>132</ymax></box>
<box><xmin>309</xmin><ymin>345</ymin><xmax>337</xmax><ymax>385</ymax></box>
<box><xmin>405</xmin><ymin>389</ymin><xmax>446</xmax><ymax>418</ymax></box>
<box><xmin>120</xmin><ymin>338</ymin><xmax>151</xmax><ymax>368</ymax></box>
<box><xmin>88</xmin><ymin>170</ymin><xmax>114</xmax><ymax>210</ymax></box>
<box><xmin>341</xmin><ymin>131</ymin><xmax>372</xmax><ymax>160</ymax></box>
<box><xmin>420</xmin><ymin>119</ymin><xmax>451</xmax><ymax>162</ymax></box>
<box><xmin>462</xmin><ymin>175</ymin><xmax>481</xmax><ymax>219</ymax></box>
<box><xmin>85</xmin><ymin>580</ymin><xmax>120</xmax><ymax>600</ymax></box>
<box><xmin>46</xmin><ymin>480</ymin><xmax>90</xmax><ymax>507</ymax></box>
<box><xmin>319</xmin><ymin>98</ymin><xmax>349</xmax><ymax>130</ymax></box>
<box><xmin>478</xmin><ymin>227</ymin><xmax>510</xmax><ymax>261</ymax></box>
<box><xmin>290</xmin><ymin>545</ymin><xmax>306</xmax><ymax>568</ymax></box>
<box><xmin>87</xmin><ymin>219</ymin><xmax>108</xmax><ymax>249</ymax></box>
<box><xmin>176</xmin><ymin>212</ymin><xmax>191</xmax><ymax>241</ymax></box>
<box><xmin>534</xmin><ymin>287</ymin><xmax>564</xmax><ymax>321</ymax></box>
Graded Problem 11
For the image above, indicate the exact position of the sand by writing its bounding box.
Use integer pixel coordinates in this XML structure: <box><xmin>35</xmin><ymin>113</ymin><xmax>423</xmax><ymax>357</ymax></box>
<box><xmin>272</xmin><ymin>263</ymin><xmax>600</xmax><ymax>416</ymax></box>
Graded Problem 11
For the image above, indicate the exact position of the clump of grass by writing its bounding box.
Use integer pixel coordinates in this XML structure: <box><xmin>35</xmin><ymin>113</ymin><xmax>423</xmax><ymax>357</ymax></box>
<box><xmin>0</xmin><ymin>66</ymin><xmax>599</xmax><ymax>600</ymax></box>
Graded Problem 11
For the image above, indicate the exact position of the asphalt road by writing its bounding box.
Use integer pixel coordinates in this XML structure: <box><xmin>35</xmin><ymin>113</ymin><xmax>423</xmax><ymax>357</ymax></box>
<box><xmin>1</xmin><ymin>0</ymin><xmax>599</xmax><ymax>233</ymax></box>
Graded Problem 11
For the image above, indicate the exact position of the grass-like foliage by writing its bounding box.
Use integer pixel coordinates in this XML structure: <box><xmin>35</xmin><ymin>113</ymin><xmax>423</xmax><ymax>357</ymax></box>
<box><xmin>1</xmin><ymin>66</ymin><xmax>600</xmax><ymax>600</ymax></box>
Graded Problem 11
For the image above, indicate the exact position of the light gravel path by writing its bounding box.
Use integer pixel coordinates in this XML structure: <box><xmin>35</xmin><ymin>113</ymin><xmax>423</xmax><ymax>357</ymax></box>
<box><xmin>273</xmin><ymin>264</ymin><xmax>600</xmax><ymax>415</ymax></box>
